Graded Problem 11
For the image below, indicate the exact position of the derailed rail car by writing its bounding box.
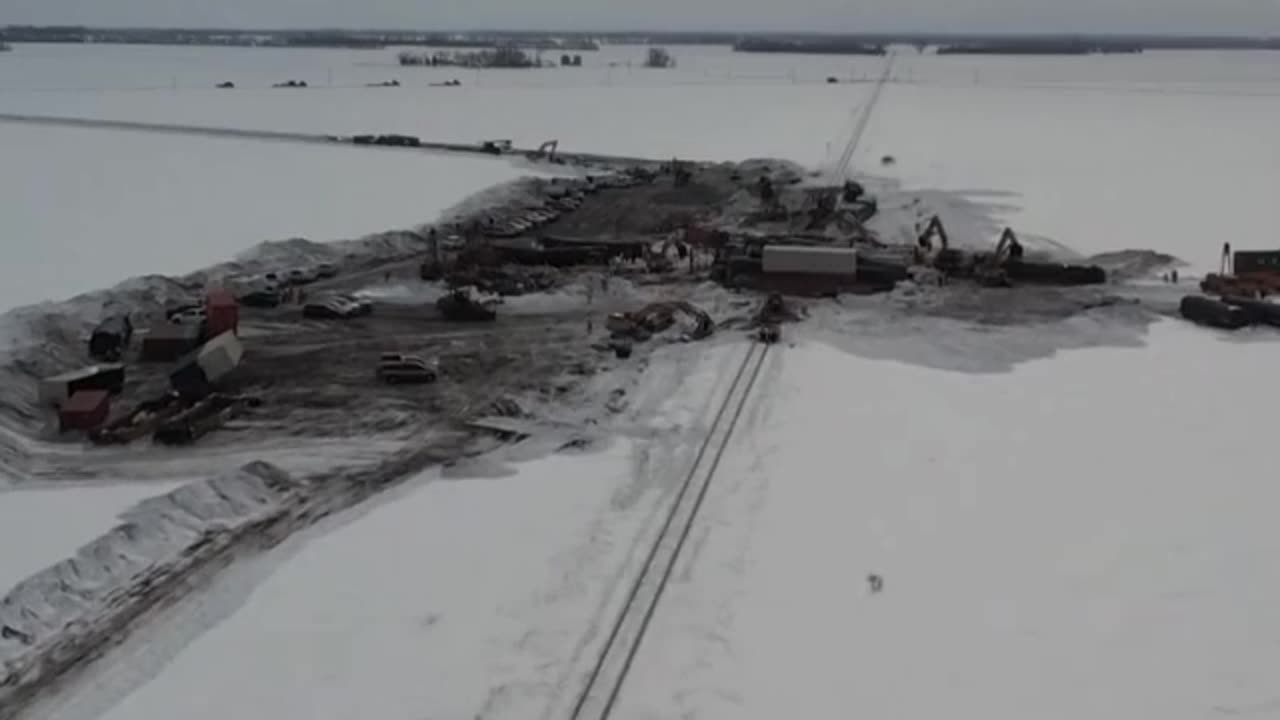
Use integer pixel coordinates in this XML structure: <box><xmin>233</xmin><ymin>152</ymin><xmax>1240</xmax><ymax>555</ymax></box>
<box><xmin>170</xmin><ymin>331</ymin><xmax>245</xmax><ymax>399</ymax></box>
<box><xmin>1179</xmin><ymin>295</ymin><xmax>1253</xmax><ymax>330</ymax></box>
<box><xmin>38</xmin><ymin>364</ymin><xmax>126</xmax><ymax>407</ymax></box>
<box><xmin>89</xmin><ymin>314</ymin><xmax>133</xmax><ymax>361</ymax></box>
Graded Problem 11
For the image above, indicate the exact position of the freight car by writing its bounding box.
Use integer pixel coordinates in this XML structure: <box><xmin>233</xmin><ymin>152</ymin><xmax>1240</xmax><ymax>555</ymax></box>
<box><xmin>38</xmin><ymin>364</ymin><xmax>126</xmax><ymax>407</ymax></box>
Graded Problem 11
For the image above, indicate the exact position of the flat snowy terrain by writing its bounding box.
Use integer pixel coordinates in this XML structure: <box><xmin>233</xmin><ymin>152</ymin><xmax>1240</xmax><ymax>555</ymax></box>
<box><xmin>0</xmin><ymin>482</ymin><xmax>176</xmax><ymax>591</ymax></box>
<box><xmin>618</xmin><ymin>320</ymin><xmax>1280</xmax><ymax>719</ymax></box>
<box><xmin>4</xmin><ymin>42</ymin><xmax>1280</xmax><ymax>720</ymax></box>
<box><xmin>26</xmin><ymin>343</ymin><xmax>745</xmax><ymax>720</ymax></box>
<box><xmin>0</xmin><ymin>122</ymin><xmax>531</xmax><ymax>311</ymax></box>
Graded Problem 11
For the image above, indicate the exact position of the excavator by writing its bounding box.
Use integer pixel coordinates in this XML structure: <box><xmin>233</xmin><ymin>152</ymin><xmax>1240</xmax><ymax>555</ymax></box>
<box><xmin>605</xmin><ymin>301</ymin><xmax>713</xmax><ymax>343</ymax></box>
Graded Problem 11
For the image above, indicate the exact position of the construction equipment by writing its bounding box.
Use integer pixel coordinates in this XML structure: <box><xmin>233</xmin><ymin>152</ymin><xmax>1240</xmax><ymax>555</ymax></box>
<box><xmin>532</xmin><ymin>139</ymin><xmax>559</xmax><ymax>161</ymax></box>
<box><xmin>917</xmin><ymin>215</ymin><xmax>950</xmax><ymax>252</ymax></box>
<box><xmin>437</xmin><ymin>289</ymin><xmax>497</xmax><ymax>322</ymax></box>
<box><xmin>606</xmin><ymin>301</ymin><xmax>713</xmax><ymax>343</ymax></box>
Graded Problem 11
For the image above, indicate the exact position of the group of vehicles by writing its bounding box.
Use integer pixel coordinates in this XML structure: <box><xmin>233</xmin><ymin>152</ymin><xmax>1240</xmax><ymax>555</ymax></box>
<box><xmin>234</xmin><ymin>263</ymin><xmax>339</xmax><ymax>308</ymax></box>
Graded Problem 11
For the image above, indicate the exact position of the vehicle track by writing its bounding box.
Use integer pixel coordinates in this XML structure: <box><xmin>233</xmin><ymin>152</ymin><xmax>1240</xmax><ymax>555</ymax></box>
<box><xmin>569</xmin><ymin>339</ymin><xmax>771</xmax><ymax>720</ymax></box>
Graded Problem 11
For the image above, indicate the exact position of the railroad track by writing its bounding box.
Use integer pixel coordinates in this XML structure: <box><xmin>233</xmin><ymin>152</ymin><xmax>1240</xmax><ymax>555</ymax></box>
<box><xmin>569</xmin><ymin>340</ymin><xmax>771</xmax><ymax>720</ymax></box>
<box><xmin>831</xmin><ymin>51</ymin><xmax>895</xmax><ymax>181</ymax></box>
<box><xmin>0</xmin><ymin>112</ymin><xmax>662</xmax><ymax>166</ymax></box>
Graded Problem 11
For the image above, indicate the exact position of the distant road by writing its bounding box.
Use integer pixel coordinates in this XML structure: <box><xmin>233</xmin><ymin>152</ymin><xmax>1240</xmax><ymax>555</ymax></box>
<box><xmin>0</xmin><ymin>112</ymin><xmax>660</xmax><ymax>166</ymax></box>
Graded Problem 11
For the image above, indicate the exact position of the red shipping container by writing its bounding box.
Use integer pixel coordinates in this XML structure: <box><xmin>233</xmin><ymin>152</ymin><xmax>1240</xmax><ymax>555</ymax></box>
<box><xmin>206</xmin><ymin>289</ymin><xmax>239</xmax><ymax>337</ymax></box>
<box><xmin>60</xmin><ymin>389</ymin><xmax>110</xmax><ymax>431</ymax></box>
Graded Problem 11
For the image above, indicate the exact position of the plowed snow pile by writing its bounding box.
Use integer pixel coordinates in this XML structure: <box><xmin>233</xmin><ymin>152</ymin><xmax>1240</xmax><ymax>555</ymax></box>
<box><xmin>0</xmin><ymin>462</ymin><xmax>299</xmax><ymax>713</ymax></box>
<box><xmin>0</xmin><ymin>482</ymin><xmax>179</xmax><ymax>592</ymax></box>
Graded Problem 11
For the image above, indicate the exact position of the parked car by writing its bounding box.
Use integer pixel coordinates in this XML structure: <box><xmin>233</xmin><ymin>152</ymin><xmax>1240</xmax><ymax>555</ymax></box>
<box><xmin>238</xmin><ymin>288</ymin><xmax>282</xmax><ymax>308</ymax></box>
<box><xmin>316</xmin><ymin>262</ymin><xmax>338</xmax><ymax>279</ymax></box>
<box><xmin>302</xmin><ymin>295</ymin><xmax>365</xmax><ymax>319</ymax></box>
<box><xmin>376</xmin><ymin>355</ymin><xmax>438</xmax><ymax>384</ymax></box>
<box><xmin>170</xmin><ymin>308</ymin><xmax>208</xmax><ymax>327</ymax></box>
<box><xmin>287</xmin><ymin>267</ymin><xmax>317</xmax><ymax>285</ymax></box>
<box><xmin>334</xmin><ymin>294</ymin><xmax>373</xmax><ymax>315</ymax></box>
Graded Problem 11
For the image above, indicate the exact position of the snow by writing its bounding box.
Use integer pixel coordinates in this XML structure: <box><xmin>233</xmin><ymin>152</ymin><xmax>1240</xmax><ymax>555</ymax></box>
<box><xmin>26</xmin><ymin>341</ymin><xmax>746</xmax><ymax>720</ymax></box>
<box><xmin>0</xmin><ymin>462</ymin><xmax>299</xmax><ymax>702</ymax></box>
<box><xmin>0</xmin><ymin>481</ymin><xmax>177</xmax><ymax>592</ymax></box>
<box><xmin>4</xmin><ymin>42</ymin><xmax>1280</xmax><ymax>720</ymax></box>
<box><xmin>857</xmin><ymin>66</ymin><xmax>1280</xmax><ymax>272</ymax></box>
<box><xmin>0</xmin><ymin>122</ymin><xmax>531</xmax><ymax>311</ymax></box>
<box><xmin>617</xmin><ymin>321</ymin><xmax>1280</xmax><ymax>720</ymax></box>
<box><xmin>4</xmin><ymin>45</ymin><xmax>1277</xmax><ymax>272</ymax></box>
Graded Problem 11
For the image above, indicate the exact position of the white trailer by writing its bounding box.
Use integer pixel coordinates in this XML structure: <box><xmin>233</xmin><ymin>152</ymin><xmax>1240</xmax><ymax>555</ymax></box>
<box><xmin>762</xmin><ymin>245</ymin><xmax>858</xmax><ymax>276</ymax></box>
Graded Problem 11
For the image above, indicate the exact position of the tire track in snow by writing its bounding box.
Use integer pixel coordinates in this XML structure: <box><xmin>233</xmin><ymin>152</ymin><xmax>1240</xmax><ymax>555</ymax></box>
<box><xmin>569</xmin><ymin>340</ymin><xmax>771</xmax><ymax>720</ymax></box>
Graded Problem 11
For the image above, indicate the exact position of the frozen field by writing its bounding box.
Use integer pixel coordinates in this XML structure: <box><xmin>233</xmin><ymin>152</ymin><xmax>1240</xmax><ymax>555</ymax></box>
<box><xmin>619</xmin><ymin>320</ymin><xmax>1280</xmax><ymax>719</ymax></box>
<box><xmin>0</xmin><ymin>481</ymin><xmax>176</xmax><ymax>592</ymax></box>
<box><xmin>25</xmin><ymin>342</ymin><xmax>745</xmax><ymax>720</ymax></box>
<box><xmin>0</xmin><ymin>122</ymin><xmax>531</xmax><ymax>311</ymax></box>
<box><xmin>4</xmin><ymin>41</ymin><xmax>1280</xmax><ymax>720</ymax></box>
<box><xmin>4</xmin><ymin>45</ymin><xmax>1278</xmax><ymax>273</ymax></box>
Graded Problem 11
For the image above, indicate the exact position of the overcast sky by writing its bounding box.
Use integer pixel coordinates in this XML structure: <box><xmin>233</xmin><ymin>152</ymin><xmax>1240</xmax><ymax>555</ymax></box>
<box><xmin>3</xmin><ymin>0</ymin><xmax>1278</xmax><ymax>34</ymax></box>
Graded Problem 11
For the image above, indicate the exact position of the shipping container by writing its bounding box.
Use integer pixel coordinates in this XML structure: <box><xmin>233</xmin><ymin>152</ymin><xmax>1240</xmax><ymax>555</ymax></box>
<box><xmin>205</xmin><ymin>289</ymin><xmax>239</xmax><ymax>337</ymax></box>
<box><xmin>60</xmin><ymin>390</ymin><xmax>110</xmax><ymax>431</ymax></box>
<box><xmin>38</xmin><ymin>364</ymin><xmax>126</xmax><ymax>407</ymax></box>
<box><xmin>762</xmin><ymin>245</ymin><xmax>858</xmax><ymax>276</ymax></box>
<box><xmin>141</xmin><ymin>323</ymin><xmax>202</xmax><ymax>362</ymax></box>
<box><xmin>170</xmin><ymin>331</ymin><xmax>245</xmax><ymax>398</ymax></box>
<box><xmin>89</xmin><ymin>314</ymin><xmax>133</xmax><ymax>361</ymax></box>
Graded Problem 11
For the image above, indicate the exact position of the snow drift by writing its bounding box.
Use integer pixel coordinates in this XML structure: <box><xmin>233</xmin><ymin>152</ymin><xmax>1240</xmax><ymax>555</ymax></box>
<box><xmin>0</xmin><ymin>461</ymin><xmax>300</xmax><ymax>718</ymax></box>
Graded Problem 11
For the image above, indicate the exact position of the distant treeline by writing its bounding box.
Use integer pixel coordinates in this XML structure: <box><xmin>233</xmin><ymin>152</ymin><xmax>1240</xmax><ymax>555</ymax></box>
<box><xmin>3</xmin><ymin>26</ymin><xmax>1280</xmax><ymax>53</ymax></box>
<box><xmin>734</xmin><ymin>38</ymin><xmax>886</xmax><ymax>55</ymax></box>
<box><xmin>937</xmin><ymin>41</ymin><xmax>1143</xmax><ymax>55</ymax></box>
<box><xmin>398</xmin><ymin>47</ymin><xmax>543</xmax><ymax>68</ymax></box>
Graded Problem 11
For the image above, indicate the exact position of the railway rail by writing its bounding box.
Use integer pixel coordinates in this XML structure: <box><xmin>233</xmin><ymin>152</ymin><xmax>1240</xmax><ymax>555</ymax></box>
<box><xmin>0</xmin><ymin>112</ymin><xmax>663</xmax><ymax>166</ymax></box>
<box><xmin>569</xmin><ymin>339</ymin><xmax>772</xmax><ymax>720</ymax></box>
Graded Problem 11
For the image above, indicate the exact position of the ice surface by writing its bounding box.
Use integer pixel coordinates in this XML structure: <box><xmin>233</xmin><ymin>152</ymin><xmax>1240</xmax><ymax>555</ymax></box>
<box><xmin>617</xmin><ymin>320</ymin><xmax>1280</xmax><ymax>720</ymax></box>
<box><xmin>0</xmin><ymin>482</ymin><xmax>178</xmax><ymax>593</ymax></box>
<box><xmin>0</xmin><ymin>122</ymin><xmax>532</xmax><ymax>311</ymax></box>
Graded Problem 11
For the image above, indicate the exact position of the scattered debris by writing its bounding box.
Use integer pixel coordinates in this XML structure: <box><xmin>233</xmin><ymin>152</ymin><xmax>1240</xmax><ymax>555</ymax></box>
<box><xmin>154</xmin><ymin>393</ymin><xmax>257</xmax><ymax>445</ymax></box>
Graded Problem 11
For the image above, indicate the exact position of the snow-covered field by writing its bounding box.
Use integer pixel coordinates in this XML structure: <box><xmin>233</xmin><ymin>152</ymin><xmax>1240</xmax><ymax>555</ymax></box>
<box><xmin>619</xmin><ymin>321</ymin><xmax>1280</xmax><ymax>719</ymax></box>
<box><xmin>3</xmin><ymin>42</ymin><xmax>1279</xmax><ymax>720</ymax></box>
<box><xmin>23</xmin><ymin>342</ymin><xmax>744</xmax><ymax>720</ymax></box>
<box><xmin>0</xmin><ymin>122</ymin><xmax>531</xmax><ymax>311</ymax></box>
<box><xmin>0</xmin><ymin>481</ymin><xmax>176</xmax><ymax>592</ymax></box>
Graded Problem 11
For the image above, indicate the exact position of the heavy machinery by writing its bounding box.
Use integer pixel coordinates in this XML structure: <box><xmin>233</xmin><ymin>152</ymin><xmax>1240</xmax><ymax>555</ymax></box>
<box><xmin>606</xmin><ymin>301</ymin><xmax>713</xmax><ymax>343</ymax></box>
<box><xmin>437</xmin><ymin>289</ymin><xmax>497</xmax><ymax>322</ymax></box>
